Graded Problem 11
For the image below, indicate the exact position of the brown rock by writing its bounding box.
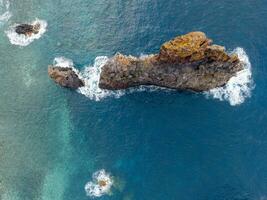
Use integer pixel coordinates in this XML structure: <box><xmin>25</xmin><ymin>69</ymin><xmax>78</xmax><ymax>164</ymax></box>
<box><xmin>98</xmin><ymin>180</ymin><xmax>107</xmax><ymax>187</ymax></box>
<box><xmin>158</xmin><ymin>32</ymin><xmax>212</xmax><ymax>63</ymax></box>
<box><xmin>99</xmin><ymin>31</ymin><xmax>243</xmax><ymax>91</ymax></box>
<box><xmin>48</xmin><ymin>66</ymin><xmax>84</xmax><ymax>89</ymax></box>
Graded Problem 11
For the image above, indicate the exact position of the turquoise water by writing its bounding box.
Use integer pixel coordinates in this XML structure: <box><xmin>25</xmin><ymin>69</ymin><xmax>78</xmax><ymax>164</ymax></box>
<box><xmin>1</xmin><ymin>0</ymin><xmax>267</xmax><ymax>199</ymax></box>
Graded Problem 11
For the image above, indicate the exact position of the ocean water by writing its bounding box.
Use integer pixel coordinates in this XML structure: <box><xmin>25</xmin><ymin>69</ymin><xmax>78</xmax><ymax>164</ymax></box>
<box><xmin>1</xmin><ymin>0</ymin><xmax>267</xmax><ymax>199</ymax></box>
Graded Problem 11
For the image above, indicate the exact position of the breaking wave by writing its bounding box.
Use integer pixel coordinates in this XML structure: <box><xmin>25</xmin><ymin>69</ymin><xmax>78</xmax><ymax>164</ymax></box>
<box><xmin>204</xmin><ymin>47</ymin><xmax>254</xmax><ymax>106</ymax></box>
<box><xmin>0</xmin><ymin>0</ymin><xmax>11</xmax><ymax>27</ymax></box>
<box><xmin>84</xmin><ymin>169</ymin><xmax>113</xmax><ymax>198</ymax></box>
<box><xmin>5</xmin><ymin>18</ymin><xmax>47</xmax><ymax>46</ymax></box>
<box><xmin>78</xmin><ymin>56</ymin><xmax>125</xmax><ymax>101</ymax></box>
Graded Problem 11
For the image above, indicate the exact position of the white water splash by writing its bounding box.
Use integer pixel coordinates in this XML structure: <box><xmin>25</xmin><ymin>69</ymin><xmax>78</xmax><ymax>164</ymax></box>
<box><xmin>205</xmin><ymin>47</ymin><xmax>254</xmax><ymax>106</ymax></box>
<box><xmin>5</xmin><ymin>18</ymin><xmax>47</xmax><ymax>46</ymax></box>
<box><xmin>53</xmin><ymin>57</ymin><xmax>75</xmax><ymax>68</ymax></box>
<box><xmin>51</xmin><ymin>56</ymin><xmax>123</xmax><ymax>100</ymax></box>
<box><xmin>0</xmin><ymin>0</ymin><xmax>11</xmax><ymax>27</ymax></box>
<box><xmin>53</xmin><ymin>56</ymin><xmax>81</xmax><ymax>78</ymax></box>
<box><xmin>78</xmin><ymin>56</ymin><xmax>125</xmax><ymax>101</ymax></box>
<box><xmin>85</xmin><ymin>169</ymin><xmax>113</xmax><ymax>198</ymax></box>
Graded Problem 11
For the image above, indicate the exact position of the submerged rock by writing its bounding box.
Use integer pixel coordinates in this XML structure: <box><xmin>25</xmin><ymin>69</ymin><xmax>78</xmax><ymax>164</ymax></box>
<box><xmin>15</xmin><ymin>23</ymin><xmax>40</xmax><ymax>36</ymax></box>
<box><xmin>48</xmin><ymin>66</ymin><xmax>84</xmax><ymax>89</ymax></box>
<box><xmin>99</xmin><ymin>32</ymin><xmax>242</xmax><ymax>91</ymax></box>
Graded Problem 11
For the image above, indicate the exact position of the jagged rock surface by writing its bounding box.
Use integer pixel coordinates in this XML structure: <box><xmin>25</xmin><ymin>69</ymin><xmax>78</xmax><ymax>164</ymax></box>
<box><xmin>99</xmin><ymin>32</ymin><xmax>242</xmax><ymax>91</ymax></box>
<box><xmin>15</xmin><ymin>23</ymin><xmax>40</xmax><ymax>36</ymax></box>
<box><xmin>48</xmin><ymin>66</ymin><xmax>84</xmax><ymax>89</ymax></box>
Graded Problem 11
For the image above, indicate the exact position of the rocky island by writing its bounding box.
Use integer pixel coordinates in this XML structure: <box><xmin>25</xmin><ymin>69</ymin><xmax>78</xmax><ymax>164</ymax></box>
<box><xmin>48</xmin><ymin>32</ymin><xmax>243</xmax><ymax>92</ymax></box>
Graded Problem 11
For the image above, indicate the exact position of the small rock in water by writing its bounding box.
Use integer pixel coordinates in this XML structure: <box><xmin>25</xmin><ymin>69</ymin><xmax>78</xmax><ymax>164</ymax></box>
<box><xmin>15</xmin><ymin>23</ymin><xmax>40</xmax><ymax>36</ymax></box>
<box><xmin>85</xmin><ymin>169</ymin><xmax>114</xmax><ymax>197</ymax></box>
<box><xmin>48</xmin><ymin>66</ymin><xmax>84</xmax><ymax>89</ymax></box>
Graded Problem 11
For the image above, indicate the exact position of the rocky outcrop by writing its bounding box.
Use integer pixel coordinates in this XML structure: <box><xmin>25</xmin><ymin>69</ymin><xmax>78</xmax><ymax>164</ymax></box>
<box><xmin>48</xmin><ymin>66</ymin><xmax>84</xmax><ymax>89</ymax></box>
<box><xmin>99</xmin><ymin>32</ymin><xmax>242</xmax><ymax>91</ymax></box>
<box><xmin>15</xmin><ymin>23</ymin><xmax>40</xmax><ymax>36</ymax></box>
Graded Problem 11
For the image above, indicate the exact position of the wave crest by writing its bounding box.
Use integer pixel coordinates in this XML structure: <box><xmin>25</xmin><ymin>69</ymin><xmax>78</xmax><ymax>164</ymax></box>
<box><xmin>5</xmin><ymin>18</ymin><xmax>47</xmax><ymax>46</ymax></box>
<box><xmin>204</xmin><ymin>47</ymin><xmax>254</xmax><ymax>106</ymax></box>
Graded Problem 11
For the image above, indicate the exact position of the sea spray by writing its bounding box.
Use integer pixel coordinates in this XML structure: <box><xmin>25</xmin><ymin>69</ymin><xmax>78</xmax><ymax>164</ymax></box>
<box><xmin>78</xmin><ymin>56</ymin><xmax>125</xmax><ymax>101</ymax></box>
<box><xmin>205</xmin><ymin>47</ymin><xmax>254</xmax><ymax>106</ymax></box>
<box><xmin>85</xmin><ymin>169</ymin><xmax>113</xmax><ymax>197</ymax></box>
<box><xmin>53</xmin><ymin>57</ymin><xmax>75</xmax><ymax>69</ymax></box>
<box><xmin>5</xmin><ymin>18</ymin><xmax>47</xmax><ymax>46</ymax></box>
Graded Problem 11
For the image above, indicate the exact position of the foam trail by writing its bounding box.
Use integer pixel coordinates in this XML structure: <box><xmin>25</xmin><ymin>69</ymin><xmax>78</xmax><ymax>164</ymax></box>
<box><xmin>0</xmin><ymin>0</ymin><xmax>11</xmax><ymax>27</ymax></box>
<box><xmin>85</xmin><ymin>169</ymin><xmax>113</xmax><ymax>197</ymax></box>
<box><xmin>204</xmin><ymin>47</ymin><xmax>254</xmax><ymax>106</ymax></box>
<box><xmin>5</xmin><ymin>18</ymin><xmax>47</xmax><ymax>46</ymax></box>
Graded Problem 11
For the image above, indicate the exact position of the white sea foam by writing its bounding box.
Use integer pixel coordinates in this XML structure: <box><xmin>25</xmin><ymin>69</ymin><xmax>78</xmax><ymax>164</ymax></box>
<box><xmin>85</xmin><ymin>169</ymin><xmax>113</xmax><ymax>198</ymax></box>
<box><xmin>53</xmin><ymin>56</ymin><xmax>81</xmax><ymax>78</ymax></box>
<box><xmin>204</xmin><ymin>47</ymin><xmax>254</xmax><ymax>106</ymax></box>
<box><xmin>78</xmin><ymin>56</ymin><xmax>125</xmax><ymax>101</ymax></box>
<box><xmin>53</xmin><ymin>57</ymin><xmax>75</xmax><ymax>68</ymax></box>
<box><xmin>0</xmin><ymin>0</ymin><xmax>11</xmax><ymax>26</ymax></box>
<box><xmin>5</xmin><ymin>18</ymin><xmax>47</xmax><ymax>46</ymax></box>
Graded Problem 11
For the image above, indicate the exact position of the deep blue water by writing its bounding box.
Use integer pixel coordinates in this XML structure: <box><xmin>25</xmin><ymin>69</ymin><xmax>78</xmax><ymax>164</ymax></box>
<box><xmin>1</xmin><ymin>0</ymin><xmax>267</xmax><ymax>200</ymax></box>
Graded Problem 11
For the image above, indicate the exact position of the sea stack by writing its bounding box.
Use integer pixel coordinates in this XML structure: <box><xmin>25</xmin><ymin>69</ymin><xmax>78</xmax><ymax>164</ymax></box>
<box><xmin>99</xmin><ymin>31</ymin><xmax>243</xmax><ymax>91</ymax></box>
<box><xmin>48</xmin><ymin>66</ymin><xmax>84</xmax><ymax>89</ymax></box>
